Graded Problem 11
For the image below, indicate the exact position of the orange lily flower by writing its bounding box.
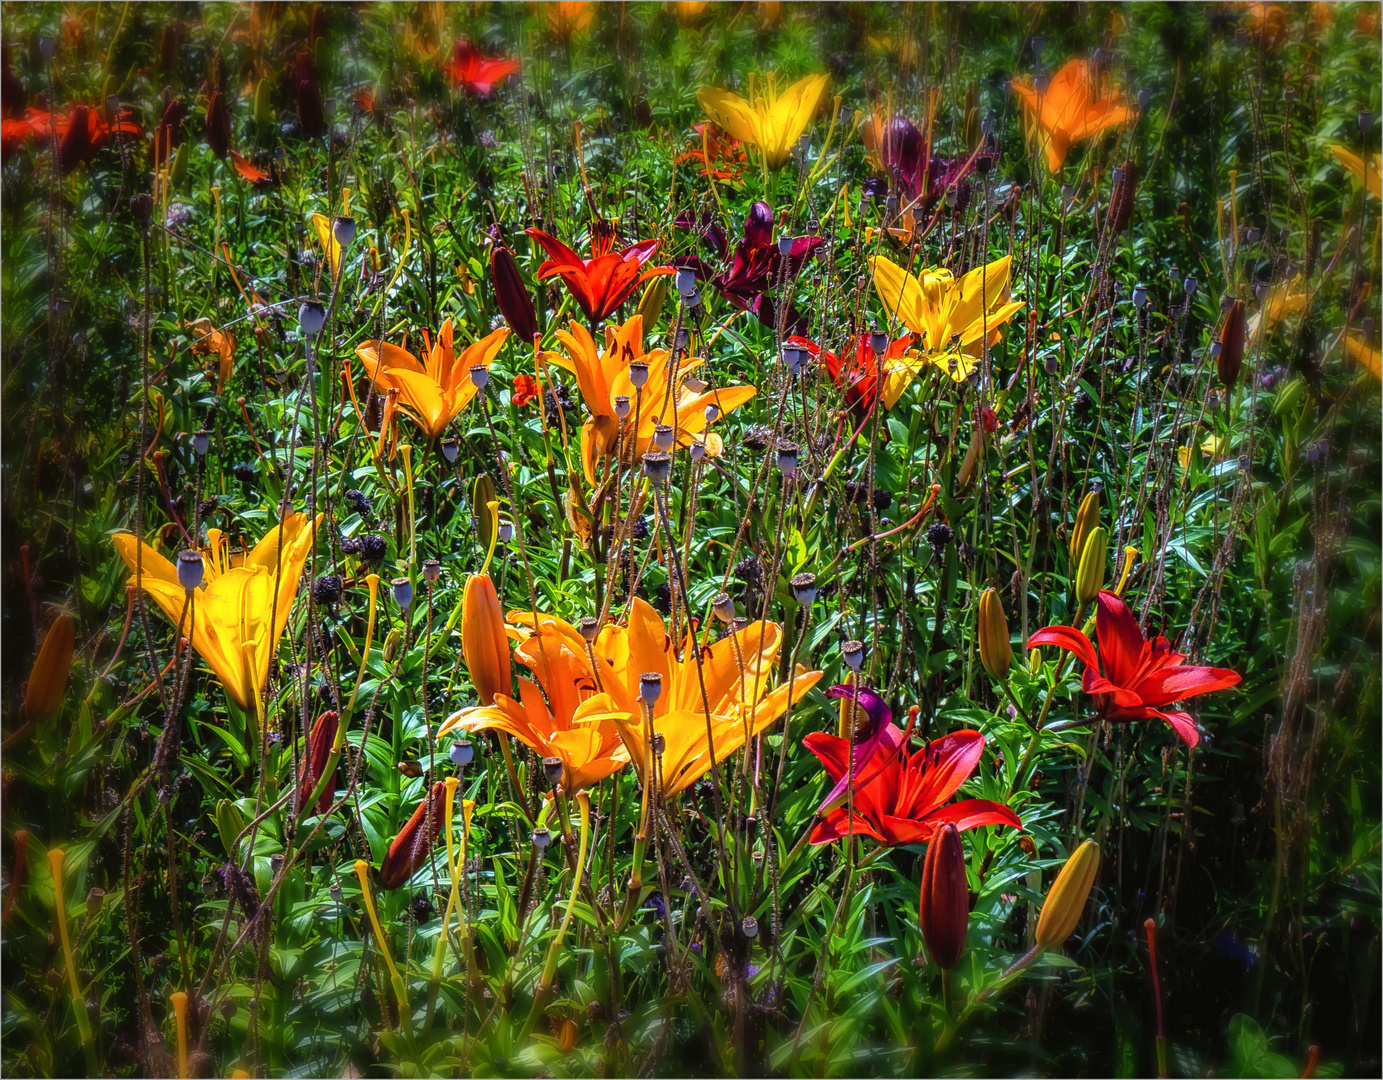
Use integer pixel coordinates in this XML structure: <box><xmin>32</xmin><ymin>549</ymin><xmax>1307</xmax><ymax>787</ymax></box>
<box><xmin>542</xmin><ymin>313</ymin><xmax>757</xmax><ymax>483</ymax></box>
<box><xmin>543</xmin><ymin>1</ymin><xmax>594</xmax><ymax>38</ymax></box>
<box><xmin>1328</xmin><ymin>144</ymin><xmax>1382</xmax><ymax>200</ymax></box>
<box><xmin>355</xmin><ymin>322</ymin><xmax>510</xmax><ymax>441</ymax></box>
<box><xmin>442</xmin><ymin>39</ymin><xmax>520</xmax><ymax>97</ymax></box>
<box><xmin>1011</xmin><ymin>58</ymin><xmax>1133</xmax><ymax>172</ymax></box>
<box><xmin>440</xmin><ymin>607</ymin><xmax>631</xmax><ymax>792</ymax></box>
<box><xmin>502</xmin><ymin>599</ymin><xmax>823</xmax><ymax>797</ymax></box>
<box><xmin>112</xmin><ymin>513</ymin><xmax>321</xmax><ymax>713</ymax></box>
<box><xmin>1343</xmin><ymin>334</ymin><xmax>1381</xmax><ymax>379</ymax></box>
<box><xmin>526</xmin><ymin>222</ymin><xmax>672</xmax><ymax>324</ymax></box>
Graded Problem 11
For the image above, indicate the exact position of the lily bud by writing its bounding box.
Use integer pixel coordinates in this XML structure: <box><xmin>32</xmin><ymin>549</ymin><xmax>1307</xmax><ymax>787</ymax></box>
<box><xmin>378</xmin><ymin>781</ymin><xmax>447</xmax><ymax>889</ymax></box>
<box><xmin>462</xmin><ymin>573</ymin><xmax>510</xmax><ymax>707</ymax></box>
<box><xmin>1035</xmin><ymin>839</ymin><xmax>1101</xmax><ymax>949</ymax></box>
<box><xmin>977</xmin><ymin>587</ymin><xmax>1011</xmax><ymax>680</ymax></box>
<box><xmin>1106</xmin><ymin>158</ymin><xmax>1137</xmax><ymax>234</ymax></box>
<box><xmin>297</xmin><ymin>710</ymin><xmax>339</xmax><ymax>816</ymax></box>
<box><xmin>1028</xmin><ymin>647</ymin><xmax>1043</xmax><ymax>674</ymax></box>
<box><xmin>636</xmin><ymin>274</ymin><xmax>669</xmax><ymax>328</ymax></box>
<box><xmin>490</xmin><ymin>244</ymin><xmax>538</xmax><ymax>344</ymax></box>
<box><xmin>22</xmin><ymin>614</ymin><xmax>75</xmax><ymax>723</ymax></box>
<box><xmin>253</xmin><ymin>78</ymin><xmax>273</xmax><ymax>130</ymax></box>
<box><xmin>205</xmin><ymin>90</ymin><xmax>231</xmax><ymax>159</ymax></box>
<box><xmin>1069</xmin><ymin>490</ymin><xmax>1100</xmax><ymax>563</ymax></box>
<box><xmin>919</xmin><ymin>823</ymin><xmax>968</xmax><ymax>970</ymax></box>
<box><xmin>1218</xmin><ymin>299</ymin><xmax>1246</xmax><ymax>389</ymax></box>
<box><xmin>1075</xmin><ymin>526</ymin><xmax>1108</xmax><ymax>605</ymax></box>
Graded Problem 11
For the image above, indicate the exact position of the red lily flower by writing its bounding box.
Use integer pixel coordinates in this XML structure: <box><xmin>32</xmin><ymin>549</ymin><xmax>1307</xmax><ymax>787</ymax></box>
<box><xmin>526</xmin><ymin>219</ymin><xmax>671</xmax><ymax>324</ymax></box>
<box><xmin>803</xmin><ymin>688</ymin><xmax>1021</xmax><ymax>846</ymax></box>
<box><xmin>52</xmin><ymin>104</ymin><xmax>141</xmax><ymax>173</ymax></box>
<box><xmin>512</xmin><ymin>373</ymin><xmax>540</xmax><ymax>406</ymax></box>
<box><xmin>443</xmin><ymin>39</ymin><xmax>520</xmax><ymax>97</ymax></box>
<box><xmin>1027</xmin><ymin>590</ymin><xmax>1242</xmax><ymax>747</ymax></box>
<box><xmin>378</xmin><ymin>781</ymin><xmax>447</xmax><ymax>889</ymax></box>
<box><xmin>229</xmin><ymin>150</ymin><xmax>276</xmax><ymax>187</ymax></box>
<box><xmin>676</xmin><ymin>121</ymin><xmax>747</xmax><ymax>181</ymax></box>
<box><xmin>789</xmin><ymin>331</ymin><xmax>915</xmax><ymax>417</ymax></box>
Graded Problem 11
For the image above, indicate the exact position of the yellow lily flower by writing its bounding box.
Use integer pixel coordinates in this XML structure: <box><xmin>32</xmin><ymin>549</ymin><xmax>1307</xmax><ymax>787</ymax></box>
<box><xmin>1011</xmin><ymin>58</ymin><xmax>1133</xmax><ymax>173</ymax></box>
<box><xmin>1343</xmin><ymin>334</ymin><xmax>1381</xmax><ymax>379</ymax></box>
<box><xmin>311</xmin><ymin>213</ymin><xmax>342</xmax><ymax>278</ymax></box>
<box><xmin>1328</xmin><ymin>144</ymin><xmax>1382</xmax><ymax>200</ymax></box>
<box><xmin>1177</xmin><ymin>433</ymin><xmax>1228</xmax><ymax>471</ymax></box>
<box><xmin>867</xmin><ymin>254</ymin><xmax>1024</xmax><ymax>402</ymax></box>
<box><xmin>542</xmin><ymin>314</ymin><xmax>757</xmax><ymax>484</ymax></box>
<box><xmin>356</xmin><ymin>322</ymin><xmax>510</xmax><ymax>441</ymax></box>
<box><xmin>1247</xmin><ymin>276</ymin><xmax>1311</xmax><ymax>340</ymax></box>
<box><xmin>697</xmin><ymin>72</ymin><xmax>829</xmax><ymax>171</ymax></box>
<box><xmin>112</xmin><ymin>513</ymin><xmax>321</xmax><ymax>713</ymax></box>
<box><xmin>514</xmin><ymin>599</ymin><xmax>823</xmax><ymax>797</ymax></box>
<box><xmin>440</xmin><ymin>608</ymin><xmax>630</xmax><ymax>792</ymax></box>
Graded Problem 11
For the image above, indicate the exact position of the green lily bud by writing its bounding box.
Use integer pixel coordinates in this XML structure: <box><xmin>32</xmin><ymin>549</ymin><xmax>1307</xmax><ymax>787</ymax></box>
<box><xmin>1075</xmin><ymin>526</ymin><xmax>1107</xmax><ymax>604</ymax></box>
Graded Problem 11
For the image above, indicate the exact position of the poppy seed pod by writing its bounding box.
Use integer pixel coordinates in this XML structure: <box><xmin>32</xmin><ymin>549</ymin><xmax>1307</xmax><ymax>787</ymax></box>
<box><xmin>614</xmin><ymin>395</ymin><xmax>631</xmax><ymax>420</ymax></box>
<box><xmin>462</xmin><ymin>573</ymin><xmax>510</xmax><ymax>707</ymax></box>
<box><xmin>497</xmin><ymin>521</ymin><xmax>513</xmax><ymax>543</ymax></box>
<box><xmin>642</xmin><ymin>451</ymin><xmax>672</xmax><ymax>484</ymax></box>
<box><xmin>469</xmin><ymin>365</ymin><xmax>489</xmax><ymax>390</ymax></box>
<box><xmin>712</xmin><ymin>592</ymin><xmax>736</xmax><ymax>623</ymax></box>
<box><xmin>130</xmin><ymin>193</ymin><xmax>154</xmax><ymax>229</ymax></box>
<box><xmin>1075</xmin><ymin>526</ymin><xmax>1108</xmax><ymax>604</ymax></box>
<box><xmin>688</xmin><ymin>439</ymin><xmax>706</xmax><ymax>462</ymax></box>
<box><xmin>703</xmin><ymin>403</ymin><xmax>719</xmax><ymax>423</ymax></box>
<box><xmin>977</xmin><ymin>587</ymin><xmax>1011</xmax><ymax>681</ymax></box>
<box><xmin>653</xmin><ymin>424</ymin><xmax>675</xmax><ymax>451</ymax></box>
<box><xmin>790</xmin><ymin>572</ymin><xmax>818</xmax><ymax>604</ymax></box>
<box><xmin>639</xmin><ymin>671</ymin><xmax>663</xmax><ymax>707</ymax></box>
<box><xmin>542</xmin><ymin>756</ymin><xmax>564</xmax><ymax>786</ymax></box>
<box><xmin>489</xmin><ymin>245</ymin><xmax>538</xmax><ymax>344</ymax></box>
<box><xmin>532</xmin><ymin>827</ymin><xmax>551</xmax><ymax>849</ymax></box>
<box><xmin>205</xmin><ymin>90</ymin><xmax>231</xmax><ymax>159</ymax></box>
<box><xmin>297</xmin><ymin>710</ymin><xmax>339</xmax><ymax>817</ymax></box>
<box><xmin>441</xmin><ymin>437</ymin><xmax>459</xmax><ymax>463</ymax></box>
<box><xmin>422</xmin><ymin>559</ymin><xmax>441</xmax><ymax>585</ymax></box>
<box><xmin>1069</xmin><ymin>490</ymin><xmax>1101</xmax><ymax>564</ymax></box>
<box><xmin>1035</xmin><ymin>839</ymin><xmax>1101</xmax><ymax>948</ymax></box>
<box><xmin>776</xmin><ymin>442</ymin><xmax>799</xmax><ymax>476</ymax></box>
<box><xmin>449</xmin><ymin>739</ymin><xmax>474</xmax><ymax>766</ymax></box>
<box><xmin>298</xmin><ymin>301</ymin><xmax>326</xmax><ymax>338</ymax></box>
<box><xmin>22</xmin><ymin>614</ymin><xmax>75</xmax><ymax>723</ymax></box>
<box><xmin>579</xmin><ymin>615</ymin><xmax>599</xmax><ymax>642</ymax></box>
<box><xmin>191</xmin><ymin>429</ymin><xmax>211</xmax><ymax>456</ymax></box>
<box><xmin>628</xmin><ymin>360</ymin><xmax>650</xmax><ymax>388</ymax></box>
<box><xmin>841</xmin><ymin>638</ymin><xmax>865</xmax><ymax>671</ymax></box>
<box><xmin>391</xmin><ymin>576</ymin><xmax>413</xmax><ymax>610</ymax></box>
<box><xmin>332</xmin><ymin>216</ymin><xmax>357</xmax><ymax>250</ymax></box>
<box><xmin>177</xmin><ymin>550</ymin><xmax>205</xmax><ymax>593</ymax></box>
<box><xmin>919</xmin><ymin>822</ymin><xmax>969</xmax><ymax>970</ymax></box>
<box><xmin>378</xmin><ymin>781</ymin><xmax>447</xmax><ymax>889</ymax></box>
<box><xmin>1218</xmin><ymin>299</ymin><xmax>1246</xmax><ymax>389</ymax></box>
<box><xmin>675</xmin><ymin>267</ymin><xmax>698</xmax><ymax>297</ymax></box>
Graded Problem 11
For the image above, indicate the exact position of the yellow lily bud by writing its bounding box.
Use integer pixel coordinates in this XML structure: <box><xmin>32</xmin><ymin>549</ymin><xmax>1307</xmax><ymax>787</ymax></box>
<box><xmin>1115</xmin><ymin>545</ymin><xmax>1139</xmax><ymax>597</ymax></box>
<box><xmin>462</xmin><ymin>573</ymin><xmax>510</xmax><ymax>706</ymax></box>
<box><xmin>381</xmin><ymin>627</ymin><xmax>402</xmax><ymax>664</ymax></box>
<box><xmin>1028</xmin><ymin>647</ymin><xmax>1043</xmax><ymax>675</ymax></box>
<box><xmin>636</xmin><ymin>275</ymin><xmax>669</xmax><ymax>330</ymax></box>
<box><xmin>1035</xmin><ymin>839</ymin><xmax>1101</xmax><ymax>949</ymax></box>
<box><xmin>1069</xmin><ymin>490</ymin><xmax>1101</xmax><ymax>564</ymax></box>
<box><xmin>977</xmin><ymin>588</ymin><xmax>1011</xmax><ymax>681</ymax></box>
<box><xmin>23</xmin><ymin>613</ymin><xmax>75</xmax><ymax>722</ymax></box>
<box><xmin>1075</xmin><ymin>526</ymin><xmax>1108</xmax><ymax>604</ymax></box>
<box><xmin>169</xmin><ymin>141</ymin><xmax>188</xmax><ymax>186</ymax></box>
<box><xmin>253</xmin><ymin>79</ymin><xmax>273</xmax><ymax>129</ymax></box>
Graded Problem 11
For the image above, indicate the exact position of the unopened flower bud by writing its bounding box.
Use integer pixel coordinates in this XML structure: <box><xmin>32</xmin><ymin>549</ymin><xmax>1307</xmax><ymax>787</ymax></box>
<box><xmin>919</xmin><ymin>822</ymin><xmax>968</xmax><ymax>970</ymax></box>
<box><xmin>977</xmin><ymin>587</ymin><xmax>1011</xmax><ymax>680</ymax></box>
<box><xmin>1035</xmin><ymin>839</ymin><xmax>1101</xmax><ymax>949</ymax></box>
<box><xmin>1075</xmin><ymin>526</ymin><xmax>1108</xmax><ymax>605</ymax></box>
<box><xmin>1069</xmin><ymin>490</ymin><xmax>1101</xmax><ymax>564</ymax></box>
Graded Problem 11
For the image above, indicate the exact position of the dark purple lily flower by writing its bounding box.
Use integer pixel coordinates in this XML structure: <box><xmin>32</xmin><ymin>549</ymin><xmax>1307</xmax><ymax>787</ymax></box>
<box><xmin>673</xmin><ymin>201</ymin><xmax>822</xmax><ymax>334</ymax></box>
<box><xmin>867</xmin><ymin>115</ymin><xmax>993</xmax><ymax>212</ymax></box>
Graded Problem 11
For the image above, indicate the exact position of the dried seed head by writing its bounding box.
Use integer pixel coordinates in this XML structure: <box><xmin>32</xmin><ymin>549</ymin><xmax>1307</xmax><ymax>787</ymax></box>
<box><xmin>469</xmin><ymin>365</ymin><xmax>489</xmax><ymax>390</ymax></box>
<box><xmin>639</xmin><ymin>671</ymin><xmax>663</xmax><ymax>707</ymax></box>
<box><xmin>298</xmin><ymin>301</ymin><xmax>327</xmax><ymax>338</ymax></box>
<box><xmin>542</xmin><ymin>756</ymin><xmax>563</xmax><ymax>786</ymax></box>
<box><xmin>712</xmin><ymin>592</ymin><xmax>736</xmax><ymax>623</ymax></box>
<box><xmin>177</xmin><ymin>550</ymin><xmax>205</xmax><ymax>593</ymax></box>
<box><xmin>790</xmin><ymin>572</ymin><xmax>818</xmax><ymax>605</ymax></box>
<box><xmin>422</xmin><ymin>559</ymin><xmax>442</xmax><ymax>585</ymax></box>
<box><xmin>628</xmin><ymin>361</ymin><xmax>650</xmax><ymax>388</ymax></box>
<box><xmin>391</xmin><ymin>576</ymin><xmax>413</xmax><ymax>610</ymax></box>
<box><xmin>441</xmin><ymin>437</ymin><xmax>460</xmax><ymax>463</ymax></box>
<box><xmin>579</xmin><ymin>615</ymin><xmax>599</xmax><ymax>642</ymax></box>
<box><xmin>449</xmin><ymin>740</ymin><xmax>474</xmax><ymax>767</ymax></box>
<box><xmin>842</xmin><ymin>639</ymin><xmax>865</xmax><ymax>671</ymax></box>
<box><xmin>191</xmin><ymin>429</ymin><xmax>211</xmax><ymax>456</ymax></box>
<box><xmin>653</xmin><ymin>424</ymin><xmax>675</xmax><ymax>451</ymax></box>
<box><xmin>614</xmin><ymin>395</ymin><xmax>632</xmax><ymax>420</ymax></box>
<box><xmin>642</xmin><ymin>451</ymin><xmax>672</xmax><ymax>485</ymax></box>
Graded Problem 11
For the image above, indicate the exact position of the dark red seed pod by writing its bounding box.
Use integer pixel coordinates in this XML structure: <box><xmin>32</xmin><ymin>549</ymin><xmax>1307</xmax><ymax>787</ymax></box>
<box><xmin>490</xmin><ymin>244</ymin><xmax>538</xmax><ymax>344</ymax></box>
<box><xmin>378</xmin><ymin>781</ymin><xmax>446</xmax><ymax>890</ymax></box>
<box><xmin>919</xmin><ymin>822</ymin><xmax>969</xmax><ymax>970</ymax></box>
<box><xmin>1107</xmin><ymin>158</ymin><xmax>1137</xmax><ymax>234</ymax></box>
<box><xmin>1218</xmin><ymin>299</ymin><xmax>1246</xmax><ymax>388</ymax></box>
<box><xmin>205</xmin><ymin>90</ymin><xmax>231</xmax><ymax>159</ymax></box>
<box><xmin>297</xmin><ymin>710</ymin><xmax>339</xmax><ymax>817</ymax></box>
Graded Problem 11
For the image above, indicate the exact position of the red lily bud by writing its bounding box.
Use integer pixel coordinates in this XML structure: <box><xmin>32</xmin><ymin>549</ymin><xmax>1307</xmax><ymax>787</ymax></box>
<box><xmin>1218</xmin><ymin>299</ymin><xmax>1246</xmax><ymax>389</ymax></box>
<box><xmin>297</xmin><ymin>710</ymin><xmax>339</xmax><ymax>817</ymax></box>
<box><xmin>294</xmin><ymin>52</ymin><xmax>325</xmax><ymax>140</ymax></box>
<box><xmin>1106</xmin><ymin>158</ymin><xmax>1137</xmax><ymax>234</ymax></box>
<box><xmin>205</xmin><ymin>90</ymin><xmax>231</xmax><ymax>159</ymax></box>
<box><xmin>490</xmin><ymin>244</ymin><xmax>538</xmax><ymax>344</ymax></box>
<box><xmin>150</xmin><ymin>99</ymin><xmax>187</xmax><ymax>168</ymax></box>
<box><xmin>378</xmin><ymin>781</ymin><xmax>446</xmax><ymax>889</ymax></box>
<box><xmin>919</xmin><ymin>822</ymin><xmax>968</xmax><ymax>970</ymax></box>
<box><xmin>58</xmin><ymin>105</ymin><xmax>95</xmax><ymax>174</ymax></box>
